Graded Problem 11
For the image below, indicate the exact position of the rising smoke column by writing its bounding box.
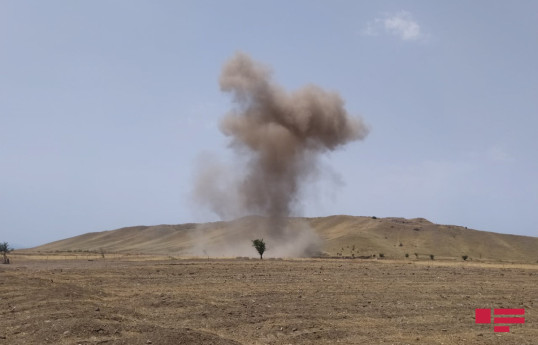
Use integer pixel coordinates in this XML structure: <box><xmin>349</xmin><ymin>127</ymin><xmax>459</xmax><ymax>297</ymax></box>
<box><xmin>193</xmin><ymin>53</ymin><xmax>369</xmax><ymax>256</ymax></box>
<box><xmin>217</xmin><ymin>52</ymin><xmax>369</xmax><ymax>231</ymax></box>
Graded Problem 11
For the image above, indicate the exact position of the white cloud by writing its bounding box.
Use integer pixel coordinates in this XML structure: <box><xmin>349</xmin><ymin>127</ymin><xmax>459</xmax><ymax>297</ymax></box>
<box><xmin>361</xmin><ymin>22</ymin><xmax>379</xmax><ymax>37</ymax></box>
<box><xmin>362</xmin><ymin>11</ymin><xmax>425</xmax><ymax>42</ymax></box>
<box><xmin>383</xmin><ymin>11</ymin><xmax>421</xmax><ymax>41</ymax></box>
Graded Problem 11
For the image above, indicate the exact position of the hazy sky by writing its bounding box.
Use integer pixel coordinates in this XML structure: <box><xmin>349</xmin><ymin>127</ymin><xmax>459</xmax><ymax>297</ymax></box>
<box><xmin>1</xmin><ymin>1</ymin><xmax>537</xmax><ymax>247</ymax></box>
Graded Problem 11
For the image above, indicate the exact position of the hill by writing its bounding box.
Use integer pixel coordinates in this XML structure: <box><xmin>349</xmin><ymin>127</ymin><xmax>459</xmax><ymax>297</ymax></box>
<box><xmin>27</xmin><ymin>215</ymin><xmax>538</xmax><ymax>262</ymax></box>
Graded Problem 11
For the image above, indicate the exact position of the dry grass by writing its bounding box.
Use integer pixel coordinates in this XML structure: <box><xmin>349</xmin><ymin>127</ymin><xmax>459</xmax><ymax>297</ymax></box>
<box><xmin>1</xmin><ymin>255</ymin><xmax>536</xmax><ymax>344</ymax></box>
<box><xmin>26</xmin><ymin>216</ymin><xmax>538</xmax><ymax>263</ymax></box>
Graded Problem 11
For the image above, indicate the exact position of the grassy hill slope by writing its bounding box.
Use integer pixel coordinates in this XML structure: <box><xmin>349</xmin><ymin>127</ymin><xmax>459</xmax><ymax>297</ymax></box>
<box><xmin>28</xmin><ymin>216</ymin><xmax>538</xmax><ymax>262</ymax></box>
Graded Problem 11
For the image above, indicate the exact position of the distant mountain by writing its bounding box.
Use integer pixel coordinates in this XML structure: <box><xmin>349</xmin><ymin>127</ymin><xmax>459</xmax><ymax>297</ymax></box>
<box><xmin>27</xmin><ymin>215</ymin><xmax>538</xmax><ymax>263</ymax></box>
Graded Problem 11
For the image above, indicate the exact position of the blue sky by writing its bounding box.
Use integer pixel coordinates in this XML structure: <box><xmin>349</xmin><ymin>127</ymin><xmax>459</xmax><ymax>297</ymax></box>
<box><xmin>1</xmin><ymin>1</ymin><xmax>537</xmax><ymax>247</ymax></box>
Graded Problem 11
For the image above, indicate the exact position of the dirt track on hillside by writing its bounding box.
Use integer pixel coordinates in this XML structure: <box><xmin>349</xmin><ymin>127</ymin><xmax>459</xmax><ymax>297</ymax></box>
<box><xmin>1</xmin><ymin>257</ymin><xmax>536</xmax><ymax>344</ymax></box>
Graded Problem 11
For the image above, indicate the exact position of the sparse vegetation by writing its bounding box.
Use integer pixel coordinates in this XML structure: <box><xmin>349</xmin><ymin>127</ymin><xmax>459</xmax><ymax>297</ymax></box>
<box><xmin>27</xmin><ymin>216</ymin><xmax>538</xmax><ymax>263</ymax></box>
<box><xmin>1</xmin><ymin>242</ymin><xmax>13</xmax><ymax>264</ymax></box>
<box><xmin>3</xmin><ymin>254</ymin><xmax>536</xmax><ymax>344</ymax></box>
<box><xmin>462</xmin><ymin>255</ymin><xmax>468</xmax><ymax>261</ymax></box>
<box><xmin>414</xmin><ymin>253</ymin><xmax>419</xmax><ymax>259</ymax></box>
<box><xmin>252</xmin><ymin>239</ymin><xmax>266</xmax><ymax>260</ymax></box>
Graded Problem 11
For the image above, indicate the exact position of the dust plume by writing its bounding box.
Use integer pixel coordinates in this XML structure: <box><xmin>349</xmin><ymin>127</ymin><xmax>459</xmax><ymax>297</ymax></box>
<box><xmin>192</xmin><ymin>52</ymin><xmax>369</xmax><ymax>257</ymax></box>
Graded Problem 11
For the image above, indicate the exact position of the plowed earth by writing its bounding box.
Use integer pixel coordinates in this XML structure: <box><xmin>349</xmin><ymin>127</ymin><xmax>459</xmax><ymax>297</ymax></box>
<box><xmin>1</xmin><ymin>257</ymin><xmax>536</xmax><ymax>345</ymax></box>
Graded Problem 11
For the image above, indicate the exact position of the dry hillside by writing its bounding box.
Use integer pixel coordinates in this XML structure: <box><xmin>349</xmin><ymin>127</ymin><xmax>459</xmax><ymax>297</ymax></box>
<box><xmin>28</xmin><ymin>215</ymin><xmax>538</xmax><ymax>263</ymax></box>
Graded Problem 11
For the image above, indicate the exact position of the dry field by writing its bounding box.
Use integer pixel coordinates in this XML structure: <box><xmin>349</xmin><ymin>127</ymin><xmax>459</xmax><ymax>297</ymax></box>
<box><xmin>1</xmin><ymin>255</ymin><xmax>536</xmax><ymax>345</ymax></box>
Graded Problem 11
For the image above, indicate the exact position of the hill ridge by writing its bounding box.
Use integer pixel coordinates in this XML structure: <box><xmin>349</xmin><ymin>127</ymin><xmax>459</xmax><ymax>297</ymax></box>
<box><xmin>28</xmin><ymin>215</ymin><xmax>538</xmax><ymax>263</ymax></box>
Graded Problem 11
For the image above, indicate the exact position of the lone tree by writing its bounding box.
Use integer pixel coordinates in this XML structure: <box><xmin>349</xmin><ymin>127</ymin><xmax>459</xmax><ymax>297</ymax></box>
<box><xmin>1</xmin><ymin>242</ymin><xmax>12</xmax><ymax>264</ymax></box>
<box><xmin>252</xmin><ymin>239</ymin><xmax>266</xmax><ymax>260</ymax></box>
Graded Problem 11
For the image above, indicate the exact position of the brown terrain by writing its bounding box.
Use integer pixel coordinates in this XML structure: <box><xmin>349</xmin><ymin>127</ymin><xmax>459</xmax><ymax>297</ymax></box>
<box><xmin>28</xmin><ymin>215</ymin><xmax>538</xmax><ymax>263</ymax></box>
<box><xmin>1</xmin><ymin>256</ymin><xmax>536</xmax><ymax>345</ymax></box>
<box><xmin>1</xmin><ymin>215</ymin><xmax>537</xmax><ymax>344</ymax></box>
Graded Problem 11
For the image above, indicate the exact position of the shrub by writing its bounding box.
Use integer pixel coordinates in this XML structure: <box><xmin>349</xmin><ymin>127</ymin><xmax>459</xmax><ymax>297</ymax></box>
<box><xmin>462</xmin><ymin>255</ymin><xmax>468</xmax><ymax>261</ymax></box>
<box><xmin>430</xmin><ymin>254</ymin><xmax>435</xmax><ymax>260</ymax></box>
<box><xmin>379</xmin><ymin>253</ymin><xmax>385</xmax><ymax>258</ymax></box>
<box><xmin>405</xmin><ymin>253</ymin><xmax>409</xmax><ymax>258</ymax></box>
<box><xmin>0</xmin><ymin>242</ymin><xmax>13</xmax><ymax>264</ymax></box>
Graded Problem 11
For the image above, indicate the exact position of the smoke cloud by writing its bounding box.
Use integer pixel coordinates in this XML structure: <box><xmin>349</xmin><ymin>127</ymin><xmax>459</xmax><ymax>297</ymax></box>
<box><xmin>193</xmin><ymin>52</ymin><xmax>369</xmax><ymax>257</ymax></box>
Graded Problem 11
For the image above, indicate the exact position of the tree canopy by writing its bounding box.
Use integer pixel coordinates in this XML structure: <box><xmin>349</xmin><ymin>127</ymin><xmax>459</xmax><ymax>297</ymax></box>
<box><xmin>252</xmin><ymin>239</ymin><xmax>266</xmax><ymax>259</ymax></box>
<box><xmin>1</xmin><ymin>242</ymin><xmax>12</xmax><ymax>264</ymax></box>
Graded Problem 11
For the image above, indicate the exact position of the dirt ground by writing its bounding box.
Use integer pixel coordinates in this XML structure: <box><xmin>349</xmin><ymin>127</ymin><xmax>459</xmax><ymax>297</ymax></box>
<box><xmin>0</xmin><ymin>255</ymin><xmax>536</xmax><ymax>345</ymax></box>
